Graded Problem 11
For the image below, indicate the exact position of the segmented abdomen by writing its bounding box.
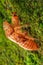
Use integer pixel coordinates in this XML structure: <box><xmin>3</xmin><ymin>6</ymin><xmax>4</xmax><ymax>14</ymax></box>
<box><xmin>10</xmin><ymin>32</ymin><xmax>39</xmax><ymax>50</ymax></box>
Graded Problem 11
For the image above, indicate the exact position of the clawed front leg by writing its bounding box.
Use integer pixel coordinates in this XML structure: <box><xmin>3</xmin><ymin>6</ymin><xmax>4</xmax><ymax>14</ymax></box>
<box><xmin>12</xmin><ymin>12</ymin><xmax>20</xmax><ymax>27</ymax></box>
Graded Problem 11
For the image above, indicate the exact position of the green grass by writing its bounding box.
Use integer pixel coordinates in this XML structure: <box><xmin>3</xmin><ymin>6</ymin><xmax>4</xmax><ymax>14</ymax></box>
<box><xmin>0</xmin><ymin>0</ymin><xmax>43</xmax><ymax>65</ymax></box>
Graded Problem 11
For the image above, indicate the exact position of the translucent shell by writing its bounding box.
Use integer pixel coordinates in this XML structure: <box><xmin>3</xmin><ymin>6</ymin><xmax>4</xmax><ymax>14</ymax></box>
<box><xmin>3</xmin><ymin>13</ymin><xmax>39</xmax><ymax>51</ymax></box>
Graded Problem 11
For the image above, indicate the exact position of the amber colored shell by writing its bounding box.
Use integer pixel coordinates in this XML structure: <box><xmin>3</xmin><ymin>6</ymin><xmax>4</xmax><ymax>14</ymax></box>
<box><xmin>3</xmin><ymin>13</ymin><xmax>39</xmax><ymax>51</ymax></box>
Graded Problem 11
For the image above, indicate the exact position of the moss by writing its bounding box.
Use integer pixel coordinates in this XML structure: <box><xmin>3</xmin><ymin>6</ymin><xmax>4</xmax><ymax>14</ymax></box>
<box><xmin>0</xmin><ymin>0</ymin><xmax>43</xmax><ymax>65</ymax></box>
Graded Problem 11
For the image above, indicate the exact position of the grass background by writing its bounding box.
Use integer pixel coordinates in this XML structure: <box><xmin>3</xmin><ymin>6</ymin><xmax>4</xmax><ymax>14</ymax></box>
<box><xmin>0</xmin><ymin>0</ymin><xmax>43</xmax><ymax>65</ymax></box>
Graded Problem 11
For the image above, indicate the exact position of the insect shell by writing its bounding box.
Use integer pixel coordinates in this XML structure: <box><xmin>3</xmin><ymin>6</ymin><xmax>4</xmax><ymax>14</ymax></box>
<box><xmin>3</xmin><ymin>12</ymin><xmax>39</xmax><ymax>51</ymax></box>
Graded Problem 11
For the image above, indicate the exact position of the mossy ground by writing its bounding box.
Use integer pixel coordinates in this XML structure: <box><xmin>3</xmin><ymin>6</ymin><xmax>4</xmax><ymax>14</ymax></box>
<box><xmin>0</xmin><ymin>0</ymin><xmax>43</xmax><ymax>65</ymax></box>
